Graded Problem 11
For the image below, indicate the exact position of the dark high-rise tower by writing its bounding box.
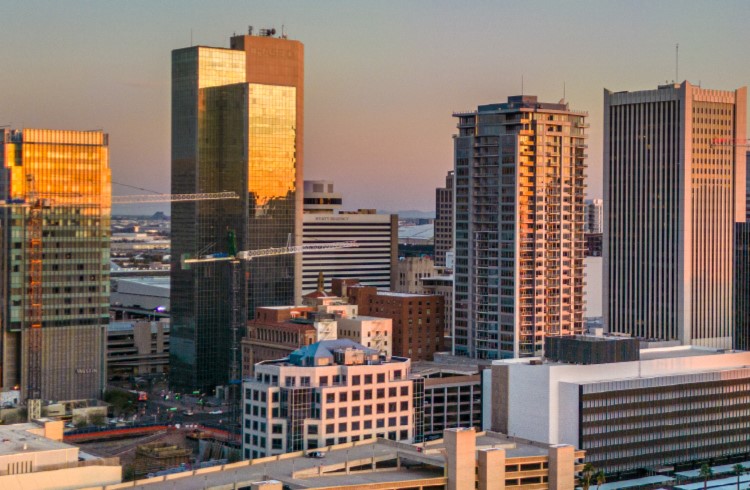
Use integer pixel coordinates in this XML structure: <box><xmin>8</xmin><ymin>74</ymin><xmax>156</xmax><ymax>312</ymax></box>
<box><xmin>170</xmin><ymin>30</ymin><xmax>304</xmax><ymax>393</ymax></box>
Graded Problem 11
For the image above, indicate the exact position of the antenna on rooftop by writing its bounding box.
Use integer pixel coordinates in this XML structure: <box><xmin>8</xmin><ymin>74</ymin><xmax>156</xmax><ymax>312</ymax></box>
<box><xmin>190</xmin><ymin>28</ymin><xmax>193</xmax><ymax>46</ymax></box>
<box><xmin>675</xmin><ymin>43</ymin><xmax>679</xmax><ymax>82</ymax></box>
<box><xmin>521</xmin><ymin>75</ymin><xmax>524</xmax><ymax>96</ymax></box>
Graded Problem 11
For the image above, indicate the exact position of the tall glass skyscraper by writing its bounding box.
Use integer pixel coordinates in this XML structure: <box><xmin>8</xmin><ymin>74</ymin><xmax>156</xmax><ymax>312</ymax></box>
<box><xmin>0</xmin><ymin>128</ymin><xmax>111</xmax><ymax>402</ymax></box>
<box><xmin>604</xmin><ymin>82</ymin><xmax>746</xmax><ymax>348</ymax></box>
<box><xmin>170</xmin><ymin>31</ymin><xmax>303</xmax><ymax>393</ymax></box>
<box><xmin>453</xmin><ymin>96</ymin><xmax>588</xmax><ymax>359</ymax></box>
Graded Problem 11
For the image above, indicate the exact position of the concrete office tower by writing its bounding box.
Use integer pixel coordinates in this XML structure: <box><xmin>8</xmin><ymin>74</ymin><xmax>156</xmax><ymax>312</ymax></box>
<box><xmin>171</xmin><ymin>30</ymin><xmax>304</xmax><ymax>392</ymax></box>
<box><xmin>435</xmin><ymin>170</ymin><xmax>454</xmax><ymax>270</ymax></box>
<box><xmin>302</xmin><ymin>180</ymin><xmax>397</xmax><ymax>294</ymax></box>
<box><xmin>453</xmin><ymin>96</ymin><xmax>588</xmax><ymax>359</ymax></box>
<box><xmin>604</xmin><ymin>82</ymin><xmax>747</xmax><ymax>348</ymax></box>
<box><xmin>583</xmin><ymin>198</ymin><xmax>603</xmax><ymax>233</ymax></box>
<box><xmin>0</xmin><ymin>128</ymin><xmax>110</xmax><ymax>402</ymax></box>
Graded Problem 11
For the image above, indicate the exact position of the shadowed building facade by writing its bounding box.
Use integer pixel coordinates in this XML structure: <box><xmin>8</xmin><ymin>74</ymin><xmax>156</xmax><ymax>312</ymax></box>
<box><xmin>0</xmin><ymin>128</ymin><xmax>110</xmax><ymax>402</ymax></box>
<box><xmin>604</xmin><ymin>82</ymin><xmax>746</xmax><ymax>348</ymax></box>
<box><xmin>170</xmin><ymin>31</ymin><xmax>304</xmax><ymax>393</ymax></box>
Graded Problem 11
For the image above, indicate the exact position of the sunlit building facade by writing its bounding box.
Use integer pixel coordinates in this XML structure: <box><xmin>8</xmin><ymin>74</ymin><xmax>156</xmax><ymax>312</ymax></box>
<box><xmin>604</xmin><ymin>82</ymin><xmax>747</xmax><ymax>348</ymax></box>
<box><xmin>170</xmin><ymin>31</ymin><xmax>304</xmax><ymax>392</ymax></box>
<box><xmin>0</xmin><ymin>128</ymin><xmax>111</xmax><ymax>402</ymax></box>
<box><xmin>453</xmin><ymin>96</ymin><xmax>588</xmax><ymax>360</ymax></box>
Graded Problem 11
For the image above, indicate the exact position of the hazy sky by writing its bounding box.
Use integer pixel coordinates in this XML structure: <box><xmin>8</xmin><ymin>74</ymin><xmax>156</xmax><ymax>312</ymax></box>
<box><xmin>2</xmin><ymin>1</ymin><xmax>749</xmax><ymax>213</ymax></box>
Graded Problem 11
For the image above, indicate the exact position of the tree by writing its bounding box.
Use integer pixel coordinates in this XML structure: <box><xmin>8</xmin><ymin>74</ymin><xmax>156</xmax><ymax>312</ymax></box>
<box><xmin>596</xmin><ymin>470</ymin><xmax>607</xmax><ymax>490</ymax></box>
<box><xmin>700</xmin><ymin>463</ymin><xmax>713</xmax><ymax>490</ymax></box>
<box><xmin>89</xmin><ymin>413</ymin><xmax>106</xmax><ymax>427</ymax></box>
<box><xmin>734</xmin><ymin>463</ymin><xmax>744</xmax><ymax>490</ymax></box>
<box><xmin>580</xmin><ymin>462</ymin><xmax>596</xmax><ymax>490</ymax></box>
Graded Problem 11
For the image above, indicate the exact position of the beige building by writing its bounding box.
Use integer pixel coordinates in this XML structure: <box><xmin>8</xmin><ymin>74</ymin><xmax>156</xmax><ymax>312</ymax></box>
<box><xmin>337</xmin><ymin>316</ymin><xmax>393</xmax><ymax>357</ymax></box>
<box><xmin>242</xmin><ymin>339</ymin><xmax>413</xmax><ymax>460</ymax></box>
<box><xmin>105</xmin><ymin>428</ymin><xmax>583</xmax><ymax>490</ymax></box>
<box><xmin>395</xmin><ymin>256</ymin><xmax>436</xmax><ymax>294</ymax></box>
<box><xmin>0</xmin><ymin>420</ymin><xmax>121</xmax><ymax>489</ymax></box>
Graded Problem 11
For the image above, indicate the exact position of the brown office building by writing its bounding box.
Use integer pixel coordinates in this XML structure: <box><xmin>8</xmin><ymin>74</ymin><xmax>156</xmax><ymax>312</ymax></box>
<box><xmin>348</xmin><ymin>285</ymin><xmax>445</xmax><ymax>361</ymax></box>
<box><xmin>241</xmin><ymin>306</ymin><xmax>316</xmax><ymax>377</ymax></box>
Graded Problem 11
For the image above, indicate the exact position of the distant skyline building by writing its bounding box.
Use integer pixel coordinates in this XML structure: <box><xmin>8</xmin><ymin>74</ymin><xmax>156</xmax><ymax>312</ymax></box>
<box><xmin>434</xmin><ymin>170</ymin><xmax>454</xmax><ymax>270</ymax></box>
<box><xmin>453</xmin><ymin>96</ymin><xmax>588</xmax><ymax>359</ymax></box>
<box><xmin>583</xmin><ymin>198</ymin><xmax>603</xmax><ymax>234</ymax></box>
<box><xmin>302</xmin><ymin>180</ymin><xmax>397</xmax><ymax>294</ymax></box>
<box><xmin>170</xmin><ymin>30</ymin><xmax>304</xmax><ymax>392</ymax></box>
<box><xmin>0</xmin><ymin>128</ymin><xmax>111</xmax><ymax>402</ymax></box>
<box><xmin>604</xmin><ymin>82</ymin><xmax>746</xmax><ymax>348</ymax></box>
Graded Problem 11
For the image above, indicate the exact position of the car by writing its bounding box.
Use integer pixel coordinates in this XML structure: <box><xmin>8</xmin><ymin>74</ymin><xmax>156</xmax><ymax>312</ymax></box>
<box><xmin>208</xmin><ymin>410</ymin><xmax>223</xmax><ymax>415</ymax></box>
<box><xmin>181</xmin><ymin>410</ymin><xmax>194</xmax><ymax>416</ymax></box>
<box><xmin>306</xmin><ymin>451</ymin><xmax>325</xmax><ymax>459</ymax></box>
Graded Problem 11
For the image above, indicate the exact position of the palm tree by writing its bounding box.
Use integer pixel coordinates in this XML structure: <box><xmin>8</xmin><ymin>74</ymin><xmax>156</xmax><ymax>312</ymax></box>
<box><xmin>580</xmin><ymin>462</ymin><xmax>596</xmax><ymax>490</ymax></box>
<box><xmin>596</xmin><ymin>470</ymin><xmax>607</xmax><ymax>490</ymax></box>
<box><xmin>734</xmin><ymin>463</ymin><xmax>744</xmax><ymax>490</ymax></box>
<box><xmin>700</xmin><ymin>463</ymin><xmax>713</xmax><ymax>490</ymax></box>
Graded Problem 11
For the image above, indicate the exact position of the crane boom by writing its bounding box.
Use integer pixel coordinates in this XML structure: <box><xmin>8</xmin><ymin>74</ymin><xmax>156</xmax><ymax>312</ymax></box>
<box><xmin>183</xmin><ymin>241</ymin><xmax>358</xmax><ymax>264</ymax></box>
<box><xmin>112</xmin><ymin>191</ymin><xmax>239</xmax><ymax>204</ymax></box>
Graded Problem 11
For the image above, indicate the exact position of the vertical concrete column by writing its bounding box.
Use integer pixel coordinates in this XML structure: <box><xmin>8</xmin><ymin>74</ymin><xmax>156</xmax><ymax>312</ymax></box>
<box><xmin>445</xmin><ymin>428</ymin><xmax>476</xmax><ymax>490</ymax></box>
<box><xmin>478</xmin><ymin>448</ymin><xmax>505</xmax><ymax>490</ymax></box>
<box><xmin>548</xmin><ymin>445</ymin><xmax>575</xmax><ymax>490</ymax></box>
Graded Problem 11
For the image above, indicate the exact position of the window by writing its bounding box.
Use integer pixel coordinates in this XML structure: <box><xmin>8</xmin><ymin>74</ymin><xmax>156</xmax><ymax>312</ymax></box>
<box><xmin>272</xmin><ymin>424</ymin><xmax>283</xmax><ymax>434</ymax></box>
<box><xmin>352</xmin><ymin>375</ymin><xmax>361</xmax><ymax>385</ymax></box>
<box><xmin>308</xmin><ymin>425</ymin><xmax>318</xmax><ymax>435</ymax></box>
<box><xmin>272</xmin><ymin>392</ymin><xmax>279</xmax><ymax>402</ymax></box>
<box><xmin>365</xmin><ymin>405</ymin><xmax>372</xmax><ymax>415</ymax></box>
<box><xmin>364</xmin><ymin>420</ymin><xmax>372</xmax><ymax>429</ymax></box>
<box><xmin>326</xmin><ymin>408</ymin><xmax>334</xmax><ymax>419</ymax></box>
<box><xmin>389</xmin><ymin>417</ymin><xmax>397</xmax><ymax>427</ymax></box>
<box><xmin>377</xmin><ymin>388</ymin><xmax>385</xmax><ymax>399</ymax></box>
<box><xmin>388</xmin><ymin>402</ymin><xmax>397</xmax><ymax>412</ymax></box>
<box><xmin>377</xmin><ymin>419</ymin><xmax>385</xmax><ymax>428</ymax></box>
<box><xmin>352</xmin><ymin>391</ymin><xmax>361</xmax><ymax>401</ymax></box>
<box><xmin>352</xmin><ymin>421</ymin><xmax>360</xmax><ymax>430</ymax></box>
<box><xmin>352</xmin><ymin>406</ymin><xmax>360</xmax><ymax>416</ymax></box>
<box><xmin>400</xmin><ymin>415</ymin><xmax>408</xmax><ymax>425</ymax></box>
<box><xmin>272</xmin><ymin>438</ymin><xmax>283</xmax><ymax>450</ymax></box>
<box><xmin>326</xmin><ymin>393</ymin><xmax>335</xmax><ymax>403</ymax></box>
<box><xmin>364</xmin><ymin>389</ymin><xmax>373</xmax><ymax>400</ymax></box>
<box><xmin>285</xmin><ymin>377</ymin><xmax>295</xmax><ymax>387</ymax></box>
<box><xmin>326</xmin><ymin>438</ymin><xmax>335</xmax><ymax>446</ymax></box>
<box><xmin>339</xmin><ymin>422</ymin><xmax>347</xmax><ymax>432</ymax></box>
<box><xmin>365</xmin><ymin>374</ymin><xmax>373</xmax><ymax>384</ymax></box>
<box><xmin>377</xmin><ymin>373</ymin><xmax>385</xmax><ymax>383</ymax></box>
<box><xmin>400</xmin><ymin>386</ymin><xmax>409</xmax><ymax>396</ymax></box>
<box><xmin>339</xmin><ymin>407</ymin><xmax>347</xmax><ymax>417</ymax></box>
<box><xmin>400</xmin><ymin>401</ymin><xmax>408</xmax><ymax>410</ymax></box>
<box><xmin>377</xmin><ymin>403</ymin><xmax>385</xmax><ymax>414</ymax></box>
<box><xmin>389</xmin><ymin>387</ymin><xmax>397</xmax><ymax>397</ymax></box>
<box><xmin>326</xmin><ymin>423</ymin><xmax>335</xmax><ymax>434</ymax></box>
<box><xmin>339</xmin><ymin>392</ymin><xmax>348</xmax><ymax>402</ymax></box>
<box><xmin>320</xmin><ymin>376</ymin><xmax>328</xmax><ymax>386</ymax></box>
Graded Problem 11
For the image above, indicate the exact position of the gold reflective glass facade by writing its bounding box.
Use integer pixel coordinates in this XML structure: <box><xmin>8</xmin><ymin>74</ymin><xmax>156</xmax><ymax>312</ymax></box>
<box><xmin>171</xmin><ymin>37</ymin><xmax>303</xmax><ymax>393</ymax></box>
<box><xmin>0</xmin><ymin>128</ymin><xmax>110</xmax><ymax>401</ymax></box>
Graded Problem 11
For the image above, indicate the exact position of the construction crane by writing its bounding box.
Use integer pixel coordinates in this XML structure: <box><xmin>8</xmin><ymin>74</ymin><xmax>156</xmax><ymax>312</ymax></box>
<box><xmin>183</xmin><ymin>239</ymin><xmax>358</xmax><ymax>425</ymax></box>
<box><xmin>3</xmin><ymin>183</ymin><xmax>238</xmax><ymax>421</ymax></box>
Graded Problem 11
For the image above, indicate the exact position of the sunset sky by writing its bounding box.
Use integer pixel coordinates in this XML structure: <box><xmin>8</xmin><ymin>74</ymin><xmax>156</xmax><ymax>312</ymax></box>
<box><xmin>2</xmin><ymin>0</ymin><xmax>749</xmax><ymax>213</ymax></box>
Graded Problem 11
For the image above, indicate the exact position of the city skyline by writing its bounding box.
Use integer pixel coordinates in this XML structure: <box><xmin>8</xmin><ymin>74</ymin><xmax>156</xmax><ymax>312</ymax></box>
<box><xmin>3</xmin><ymin>1</ymin><xmax>750</xmax><ymax>212</ymax></box>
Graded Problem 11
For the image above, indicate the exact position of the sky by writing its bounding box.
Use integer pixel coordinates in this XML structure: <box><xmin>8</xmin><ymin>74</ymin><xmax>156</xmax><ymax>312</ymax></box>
<box><xmin>2</xmin><ymin>0</ymin><xmax>750</xmax><ymax>213</ymax></box>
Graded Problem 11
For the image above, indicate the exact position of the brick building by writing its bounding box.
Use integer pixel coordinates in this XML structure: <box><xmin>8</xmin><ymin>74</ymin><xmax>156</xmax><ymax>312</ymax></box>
<box><xmin>241</xmin><ymin>307</ymin><xmax>317</xmax><ymax>377</ymax></box>
<box><xmin>346</xmin><ymin>284</ymin><xmax>445</xmax><ymax>361</ymax></box>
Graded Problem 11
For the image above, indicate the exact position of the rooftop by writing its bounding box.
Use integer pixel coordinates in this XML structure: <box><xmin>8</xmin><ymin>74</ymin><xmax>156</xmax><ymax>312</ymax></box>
<box><xmin>119</xmin><ymin>431</ymin><xmax>558</xmax><ymax>490</ymax></box>
<box><xmin>0</xmin><ymin>423</ymin><xmax>74</xmax><ymax>456</ymax></box>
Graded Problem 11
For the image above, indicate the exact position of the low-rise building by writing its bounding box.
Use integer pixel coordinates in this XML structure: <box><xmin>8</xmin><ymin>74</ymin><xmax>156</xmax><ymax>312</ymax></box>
<box><xmin>421</xmin><ymin>274</ymin><xmax>454</xmax><ymax>341</ymax></box>
<box><xmin>349</xmin><ymin>286</ymin><xmax>445</xmax><ymax>361</ymax></box>
<box><xmin>107</xmin><ymin>320</ymin><xmax>170</xmax><ymax>378</ymax></box>
<box><xmin>412</xmin><ymin>364</ymin><xmax>483</xmax><ymax>442</ymax></box>
<box><xmin>0</xmin><ymin>420</ymin><xmax>121</xmax><ymax>489</ymax></box>
<box><xmin>491</xmin><ymin>344</ymin><xmax>750</xmax><ymax>474</ymax></box>
<box><xmin>113</xmin><ymin>427</ymin><xmax>584</xmax><ymax>490</ymax></box>
<box><xmin>242</xmin><ymin>339</ymin><xmax>414</xmax><ymax>460</ymax></box>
